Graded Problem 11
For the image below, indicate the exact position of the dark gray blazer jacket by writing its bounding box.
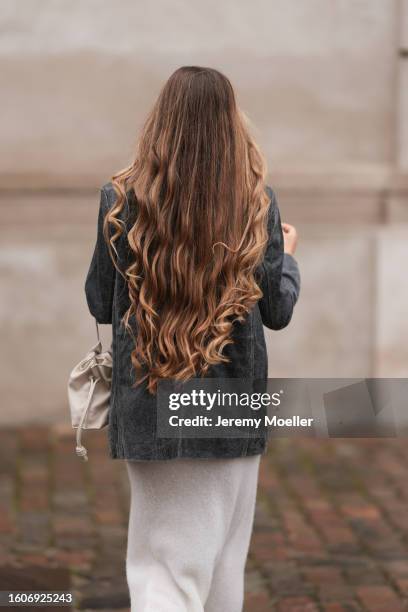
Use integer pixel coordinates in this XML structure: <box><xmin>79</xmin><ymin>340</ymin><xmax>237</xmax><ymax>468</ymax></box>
<box><xmin>85</xmin><ymin>183</ymin><xmax>300</xmax><ymax>460</ymax></box>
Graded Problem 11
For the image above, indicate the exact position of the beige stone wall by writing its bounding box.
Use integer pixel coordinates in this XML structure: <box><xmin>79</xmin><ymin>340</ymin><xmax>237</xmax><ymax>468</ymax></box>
<box><xmin>0</xmin><ymin>0</ymin><xmax>399</xmax><ymax>185</ymax></box>
<box><xmin>0</xmin><ymin>0</ymin><xmax>407</xmax><ymax>424</ymax></box>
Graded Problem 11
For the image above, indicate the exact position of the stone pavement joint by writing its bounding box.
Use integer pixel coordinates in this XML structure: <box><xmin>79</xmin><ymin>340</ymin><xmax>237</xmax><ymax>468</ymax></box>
<box><xmin>1</xmin><ymin>427</ymin><xmax>408</xmax><ymax>610</ymax></box>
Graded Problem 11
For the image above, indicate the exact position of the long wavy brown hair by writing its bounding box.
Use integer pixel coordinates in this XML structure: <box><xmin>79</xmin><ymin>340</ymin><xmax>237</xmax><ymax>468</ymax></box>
<box><xmin>104</xmin><ymin>66</ymin><xmax>270</xmax><ymax>393</ymax></box>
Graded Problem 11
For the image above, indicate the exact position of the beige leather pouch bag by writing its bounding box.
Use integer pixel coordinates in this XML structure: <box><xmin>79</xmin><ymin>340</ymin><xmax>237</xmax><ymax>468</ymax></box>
<box><xmin>67</xmin><ymin>320</ymin><xmax>112</xmax><ymax>461</ymax></box>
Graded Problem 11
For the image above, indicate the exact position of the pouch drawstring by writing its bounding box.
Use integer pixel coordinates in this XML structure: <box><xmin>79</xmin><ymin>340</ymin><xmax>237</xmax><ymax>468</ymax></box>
<box><xmin>76</xmin><ymin>375</ymin><xmax>99</xmax><ymax>461</ymax></box>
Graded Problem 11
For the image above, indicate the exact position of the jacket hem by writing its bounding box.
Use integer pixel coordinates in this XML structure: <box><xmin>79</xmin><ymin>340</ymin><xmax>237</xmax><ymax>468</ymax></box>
<box><xmin>108</xmin><ymin>440</ymin><xmax>268</xmax><ymax>461</ymax></box>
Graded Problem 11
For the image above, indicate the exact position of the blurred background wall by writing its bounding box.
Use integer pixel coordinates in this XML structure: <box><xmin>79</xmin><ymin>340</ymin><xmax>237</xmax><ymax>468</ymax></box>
<box><xmin>1</xmin><ymin>0</ymin><xmax>407</xmax><ymax>424</ymax></box>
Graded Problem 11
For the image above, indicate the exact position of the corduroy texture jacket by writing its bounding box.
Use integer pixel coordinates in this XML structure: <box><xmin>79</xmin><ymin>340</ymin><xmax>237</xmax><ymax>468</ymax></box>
<box><xmin>85</xmin><ymin>183</ymin><xmax>300</xmax><ymax>460</ymax></box>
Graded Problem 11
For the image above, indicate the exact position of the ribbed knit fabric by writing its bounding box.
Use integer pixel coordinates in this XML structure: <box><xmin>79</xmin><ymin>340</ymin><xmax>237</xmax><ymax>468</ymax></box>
<box><xmin>125</xmin><ymin>455</ymin><xmax>260</xmax><ymax>612</ymax></box>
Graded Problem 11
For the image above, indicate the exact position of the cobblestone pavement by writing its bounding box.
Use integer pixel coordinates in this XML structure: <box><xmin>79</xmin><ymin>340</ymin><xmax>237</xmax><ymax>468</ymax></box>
<box><xmin>1</xmin><ymin>427</ymin><xmax>408</xmax><ymax>611</ymax></box>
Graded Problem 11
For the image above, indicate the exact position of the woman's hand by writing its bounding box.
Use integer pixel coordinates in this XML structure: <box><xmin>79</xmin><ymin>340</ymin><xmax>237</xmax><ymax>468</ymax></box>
<box><xmin>282</xmin><ymin>222</ymin><xmax>298</xmax><ymax>255</ymax></box>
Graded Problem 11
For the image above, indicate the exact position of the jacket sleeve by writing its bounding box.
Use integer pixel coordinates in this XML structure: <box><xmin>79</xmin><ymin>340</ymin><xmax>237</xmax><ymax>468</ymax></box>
<box><xmin>257</xmin><ymin>186</ymin><xmax>301</xmax><ymax>330</ymax></box>
<box><xmin>84</xmin><ymin>187</ymin><xmax>116</xmax><ymax>324</ymax></box>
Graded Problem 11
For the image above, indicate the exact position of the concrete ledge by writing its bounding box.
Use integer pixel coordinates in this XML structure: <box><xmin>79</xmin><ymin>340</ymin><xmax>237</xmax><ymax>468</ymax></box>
<box><xmin>1</xmin><ymin>168</ymin><xmax>407</xmax><ymax>225</ymax></box>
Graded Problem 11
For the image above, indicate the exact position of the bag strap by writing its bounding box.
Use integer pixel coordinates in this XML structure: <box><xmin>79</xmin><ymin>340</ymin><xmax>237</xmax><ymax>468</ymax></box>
<box><xmin>95</xmin><ymin>318</ymin><xmax>113</xmax><ymax>352</ymax></box>
<box><xmin>95</xmin><ymin>318</ymin><xmax>100</xmax><ymax>343</ymax></box>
